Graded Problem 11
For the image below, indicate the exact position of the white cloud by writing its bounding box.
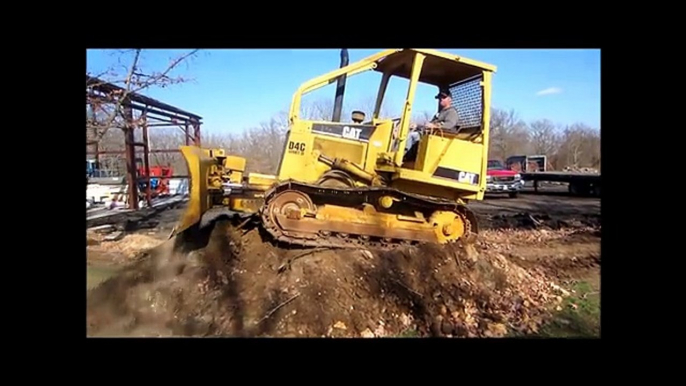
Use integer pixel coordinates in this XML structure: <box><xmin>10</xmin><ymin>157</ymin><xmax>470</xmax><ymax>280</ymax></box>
<box><xmin>536</xmin><ymin>87</ymin><xmax>562</xmax><ymax>96</ymax></box>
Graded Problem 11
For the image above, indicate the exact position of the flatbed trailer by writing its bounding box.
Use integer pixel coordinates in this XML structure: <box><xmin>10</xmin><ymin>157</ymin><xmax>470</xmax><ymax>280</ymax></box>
<box><xmin>521</xmin><ymin>171</ymin><xmax>601</xmax><ymax>197</ymax></box>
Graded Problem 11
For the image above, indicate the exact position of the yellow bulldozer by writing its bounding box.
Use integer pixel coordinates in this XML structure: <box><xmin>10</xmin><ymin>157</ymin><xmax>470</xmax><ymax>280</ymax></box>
<box><xmin>171</xmin><ymin>48</ymin><xmax>497</xmax><ymax>250</ymax></box>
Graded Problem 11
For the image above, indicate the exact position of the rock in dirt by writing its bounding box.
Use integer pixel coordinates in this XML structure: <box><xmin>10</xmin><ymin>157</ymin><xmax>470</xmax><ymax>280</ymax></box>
<box><xmin>89</xmin><ymin>224</ymin><xmax>116</xmax><ymax>234</ymax></box>
<box><xmin>360</xmin><ymin>329</ymin><xmax>375</xmax><ymax>338</ymax></box>
<box><xmin>103</xmin><ymin>231</ymin><xmax>125</xmax><ymax>242</ymax></box>
<box><xmin>360</xmin><ymin>250</ymin><xmax>374</xmax><ymax>260</ymax></box>
<box><xmin>399</xmin><ymin>313</ymin><xmax>412</xmax><ymax>326</ymax></box>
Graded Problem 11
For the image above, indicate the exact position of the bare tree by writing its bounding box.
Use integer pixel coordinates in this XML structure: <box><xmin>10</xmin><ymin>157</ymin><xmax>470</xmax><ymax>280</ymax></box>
<box><xmin>528</xmin><ymin>119</ymin><xmax>559</xmax><ymax>155</ymax></box>
<box><xmin>554</xmin><ymin>123</ymin><xmax>600</xmax><ymax>169</ymax></box>
<box><xmin>86</xmin><ymin>49</ymin><xmax>200</xmax><ymax>144</ymax></box>
<box><xmin>300</xmin><ymin>99</ymin><xmax>336</xmax><ymax>121</ymax></box>
<box><xmin>297</xmin><ymin>92</ymin><xmax>401</xmax><ymax>123</ymax></box>
<box><xmin>489</xmin><ymin>108</ymin><xmax>530</xmax><ymax>160</ymax></box>
<box><xmin>354</xmin><ymin>95</ymin><xmax>399</xmax><ymax>120</ymax></box>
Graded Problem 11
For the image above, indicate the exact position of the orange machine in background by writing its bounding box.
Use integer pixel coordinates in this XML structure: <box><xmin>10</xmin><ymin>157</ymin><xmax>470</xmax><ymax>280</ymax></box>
<box><xmin>137</xmin><ymin>164</ymin><xmax>173</xmax><ymax>198</ymax></box>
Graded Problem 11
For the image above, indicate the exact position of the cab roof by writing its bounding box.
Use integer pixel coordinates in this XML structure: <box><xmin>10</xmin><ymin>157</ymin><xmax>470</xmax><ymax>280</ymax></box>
<box><xmin>372</xmin><ymin>49</ymin><xmax>497</xmax><ymax>88</ymax></box>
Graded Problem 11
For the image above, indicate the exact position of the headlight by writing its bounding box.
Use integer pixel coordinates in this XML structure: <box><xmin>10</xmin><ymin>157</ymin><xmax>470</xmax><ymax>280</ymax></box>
<box><xmin>514</xmin><ymin>174</ymin><xmax>521</xmax><ymax>180</ymax></box>
<box><xmin>486</xmin><ymin>175</ymin><xmax>492</xmax><ymax>182</ymax></box>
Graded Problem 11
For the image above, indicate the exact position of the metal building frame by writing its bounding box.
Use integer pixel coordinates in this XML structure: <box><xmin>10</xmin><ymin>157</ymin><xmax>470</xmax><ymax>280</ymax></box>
<box><xmin>86</xmin><ymin>75</ymin><xmax>203</xmax><ymax>209</ymax></box>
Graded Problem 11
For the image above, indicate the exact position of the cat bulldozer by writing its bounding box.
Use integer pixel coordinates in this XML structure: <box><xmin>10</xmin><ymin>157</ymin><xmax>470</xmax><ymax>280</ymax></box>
<box><xmin>171</xmin><ymin>48</ymin><xmax>496</xmax><ymax>250</ymax></box>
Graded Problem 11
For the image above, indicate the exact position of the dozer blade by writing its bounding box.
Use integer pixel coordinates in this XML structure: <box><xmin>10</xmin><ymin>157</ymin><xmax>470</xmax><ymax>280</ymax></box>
<box><xmin>169</xmin><ymin>145</ymin><xmax>216</xmax><ymax>239</ymax></box>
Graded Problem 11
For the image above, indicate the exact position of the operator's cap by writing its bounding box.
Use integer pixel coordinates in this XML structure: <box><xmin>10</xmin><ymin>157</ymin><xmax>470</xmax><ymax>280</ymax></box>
<box><xmin>435</xmin><ymin>89</ymin><xmax>450</xmax><ymax>99</ymax></box>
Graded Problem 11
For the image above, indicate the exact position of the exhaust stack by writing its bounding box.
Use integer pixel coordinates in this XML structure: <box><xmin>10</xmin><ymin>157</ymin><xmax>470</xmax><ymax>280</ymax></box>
<box><xmin>332</xmin><ymin>48</ymin><xmax>349</xmax><ymax>122</ymax></box>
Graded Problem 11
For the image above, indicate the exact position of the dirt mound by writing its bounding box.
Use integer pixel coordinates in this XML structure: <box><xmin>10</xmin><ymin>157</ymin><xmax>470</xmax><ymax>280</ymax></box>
<box><xmin>87</xmin><ymin>220</ymin><xmax>581</xmax><ymax>337</ymax></box>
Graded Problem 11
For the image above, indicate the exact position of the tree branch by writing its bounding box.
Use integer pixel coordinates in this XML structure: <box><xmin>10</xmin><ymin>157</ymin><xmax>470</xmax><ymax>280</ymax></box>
<box><xmin>86</xmin><ymin>49</ymin><xmax>198</xmax><ymax>146</ymax></box>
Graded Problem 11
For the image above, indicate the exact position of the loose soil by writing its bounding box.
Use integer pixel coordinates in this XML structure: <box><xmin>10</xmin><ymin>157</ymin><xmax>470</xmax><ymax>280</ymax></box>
<box><xmin>86</xmin><ymin>194</ymin><xmax>601</xmax><ymax>338</ymax></box>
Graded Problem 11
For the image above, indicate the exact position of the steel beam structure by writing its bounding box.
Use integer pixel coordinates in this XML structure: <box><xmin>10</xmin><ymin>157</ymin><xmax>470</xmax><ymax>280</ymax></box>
<box><xmin>86</xmin><ymin>75</ymin><xmax>203</xmax><ymax>209</ymax></box>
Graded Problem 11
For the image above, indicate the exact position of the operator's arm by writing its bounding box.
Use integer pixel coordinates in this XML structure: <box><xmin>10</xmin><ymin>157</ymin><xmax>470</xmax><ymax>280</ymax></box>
<box><xmin>438</xmin><ymin>108</ymin><xmax>459</xmax><ymax>131</ymax></box>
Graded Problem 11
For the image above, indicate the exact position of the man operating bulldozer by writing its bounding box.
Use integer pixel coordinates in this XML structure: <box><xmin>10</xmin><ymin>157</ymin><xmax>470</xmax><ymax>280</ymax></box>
<box><xmin>404</xmin><ymin>89</ymin><xmax>459</xmax><ymax>159</ymax></box>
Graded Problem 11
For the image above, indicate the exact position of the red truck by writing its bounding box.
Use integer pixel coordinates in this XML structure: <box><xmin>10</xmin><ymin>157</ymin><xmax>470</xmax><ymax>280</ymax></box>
<box><xmin>486</xmin><ymin>160</ymin><xmax>523</xmax><ymax>198</ymax></box>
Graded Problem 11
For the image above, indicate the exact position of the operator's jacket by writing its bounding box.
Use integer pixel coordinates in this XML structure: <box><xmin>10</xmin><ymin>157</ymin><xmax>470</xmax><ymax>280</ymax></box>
<box><xmin>430</xmin><ymin>106</ymin><xmax>459</xmax><ymax>131</ymax></box>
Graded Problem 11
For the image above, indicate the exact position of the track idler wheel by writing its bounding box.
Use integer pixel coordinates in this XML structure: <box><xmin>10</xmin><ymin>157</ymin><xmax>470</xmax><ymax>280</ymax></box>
<box><xmin>429</xmin><ymin>209</ymin><xmax>476</xmax><ymax>244</ymax></box>
<box><xmin>264</xmin><ymin>189</ymin><xmax>318</xmax><ymax>241</ymax></box>
<box><xmin>267</xmin><ymin>190</ymin><xmax>315</xmax><ymax>222</ymax></box>
<box><xmin>430</xmin><ymin>211</ymin><xmax>465</xmax><ymax>244</ymax></box>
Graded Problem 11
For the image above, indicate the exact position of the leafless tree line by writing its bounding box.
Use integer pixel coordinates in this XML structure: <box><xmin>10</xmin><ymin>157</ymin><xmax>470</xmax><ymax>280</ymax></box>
<box><xmin>90</xmin><ymin>100</ymin><xmax>600</xmax><ymax>177</ymax></box>
<box><xmin>87</xmin><ymin>49</ymin><xmax>599</xmax><ymax>177</ymax></box>
<box><xmin>489</xmin><ymin>108</ymin><xmax>600</xmax><ymax>171</ymax></box>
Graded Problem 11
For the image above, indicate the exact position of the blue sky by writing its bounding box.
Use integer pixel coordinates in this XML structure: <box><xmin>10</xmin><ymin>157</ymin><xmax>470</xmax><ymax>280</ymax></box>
<box><xmin>86</xmin><ymin>49</ymin><xmax>600</xmax><ymax>134</ymax></box>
